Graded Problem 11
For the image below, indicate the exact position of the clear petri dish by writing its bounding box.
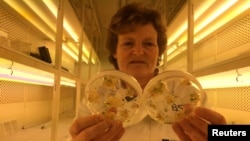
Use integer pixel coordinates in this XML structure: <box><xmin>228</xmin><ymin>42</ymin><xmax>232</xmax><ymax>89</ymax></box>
<box><xmin>84</xmin><ymin>70</ymin><xmax>146</xmax><ymax>127</ymax></box>
<box><xmin>143</xmin><ymin>70</ymin><xmax>206</xmax><ymax>124</ymax></box>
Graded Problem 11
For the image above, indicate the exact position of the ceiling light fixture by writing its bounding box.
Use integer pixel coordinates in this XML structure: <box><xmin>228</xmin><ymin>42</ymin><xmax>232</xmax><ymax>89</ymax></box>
<box><xmin>197</xmin><ymin>66</ymin><xmax>250</xmax><ymax>89</ymax></box>
<box><xmin>62</xmin><ymin>43</ymin><xmax>89</xmax><ymax>63</ymax></box>
<box><xmin>3</xmin><ymin>0</ymin><xmax>55</xmax><ymax>41</ymax></box>
<box><xmin>3</xmin><ymin>0</ymin><xmax>96</xmax><ymax>64</ymax></box>
<box><xmin>167</xmin><ymin>0</ymin><xmax>249</xmax><ymax>60</ymax></box>
<box><xmin>0</xmin><ymin>58</ymin><xmax>75</xmax><ymax>87</ymax></box>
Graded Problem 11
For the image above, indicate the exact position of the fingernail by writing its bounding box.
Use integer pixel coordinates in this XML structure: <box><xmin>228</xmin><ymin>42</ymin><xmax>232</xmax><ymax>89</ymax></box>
<box><xmin>114</xmin><ymin>120</ymin><xmax>123</xmax><ymax>127</ymax></box>
<box><xmin>104</xmin><ymin>118</ymin><xmax>114</xmax><ymax>128</ymax></box>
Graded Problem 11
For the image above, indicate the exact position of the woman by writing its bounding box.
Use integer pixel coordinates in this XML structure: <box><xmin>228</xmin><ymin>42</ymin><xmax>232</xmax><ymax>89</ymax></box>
<box><xmin>70</xmin><ymin>3</ymin><xmax>226</xmax><ymax>141</ymax></box>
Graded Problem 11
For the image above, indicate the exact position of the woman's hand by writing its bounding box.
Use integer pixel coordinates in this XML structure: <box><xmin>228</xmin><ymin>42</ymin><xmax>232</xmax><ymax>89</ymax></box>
<box><xmin>172</xmin><ymin>107</ymin><xmax>227</xmax><ymax>141</ymax></box>
<box><xmin>69</xmin><ymin>115</ymin><xmax>125</xmax><ymax>141</ymax></box>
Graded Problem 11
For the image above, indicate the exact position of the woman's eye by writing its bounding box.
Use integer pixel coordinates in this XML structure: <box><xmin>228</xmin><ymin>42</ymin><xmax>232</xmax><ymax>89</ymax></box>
<box><xmin>144</xmin><ymin>42</ymin><xmax>155</xmax><ymax>47</ymax></box>
<box><xmin>123</xmin><ymin>42</ymin><xmax>133</xmax><ymax>47</ymax></box>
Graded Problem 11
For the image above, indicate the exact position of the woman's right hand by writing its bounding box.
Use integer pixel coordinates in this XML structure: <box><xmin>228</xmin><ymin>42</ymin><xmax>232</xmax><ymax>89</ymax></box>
<box><xmin>69</xmin><ymin>115</ymin><xmax>125</xmax><ymax>141</ymax></box>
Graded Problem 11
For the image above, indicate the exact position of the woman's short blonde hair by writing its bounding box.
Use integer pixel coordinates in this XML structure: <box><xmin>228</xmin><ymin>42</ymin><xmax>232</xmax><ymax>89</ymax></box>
<box><xmin>106</xmin><ymin>2</ymin><xmax>167</xmax><ymax>69</ymax></box>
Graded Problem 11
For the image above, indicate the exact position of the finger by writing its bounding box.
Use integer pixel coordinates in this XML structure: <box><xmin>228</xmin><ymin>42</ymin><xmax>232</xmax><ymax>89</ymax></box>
<box><xmin>93</xmin><ymin>120</ymin><xmax>125</xmax><ymax>141</ymax></box>
<box><xmin>172</xmin><ymin>122</ymin><xmax>191</xmax><ymax>141</ymax></box>
<box><xmin>69</xmin><ymin>115</ymin><xmax>105</xmax><ymax>138</ymax></box>
<box><xmin>108</xmin><ymin>121</ymin><xmax>125</xmax><ymax>141</ymax></box>
<box><xmin>178</xmin><ymin>118</ymin><xmax>207</xmax><ymax>141</ymax></box>
<box><xmin>183</xmin><ymin>103</ymin><xmax>194</xmax><ymax>115</ymax></box>
<box><xmin>195</xmin><ymin>107</ymin><xmax>227</xmax><ymax>124</ymax></box>
<box><xmin>187</xmin><ymin>114</ymin><xmax>208</xmax><ymax>136</ymax></box>
<box><xmin>77</xmin><ymin>118</ymin><xmax>114</xmax><ymax>141</ymax></box>
<box><xmin>112</xmin><ymin>127</ymin><xmax>125</xmax><ymax>141</ymax></box>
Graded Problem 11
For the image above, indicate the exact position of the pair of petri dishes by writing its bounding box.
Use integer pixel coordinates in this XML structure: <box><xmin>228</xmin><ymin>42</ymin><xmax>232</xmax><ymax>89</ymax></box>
<box><xmin>84</xmin><ymin>70</ymin><xmax>206</xmax><ymax>127</ymax></box>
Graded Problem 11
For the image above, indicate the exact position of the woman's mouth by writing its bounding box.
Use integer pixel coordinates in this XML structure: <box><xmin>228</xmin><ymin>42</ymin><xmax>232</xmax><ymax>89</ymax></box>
<box><xmin>130</xmin><ymin>60</ymin><xmax>145</xmax><ymax>64</ymax></box>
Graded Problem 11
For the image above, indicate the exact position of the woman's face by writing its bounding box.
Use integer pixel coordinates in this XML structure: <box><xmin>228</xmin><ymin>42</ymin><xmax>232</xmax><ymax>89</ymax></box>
<box><xmin>113</xmin><ymin>23</ymin><xmax>159</xmax><ymax>80</ymax></box>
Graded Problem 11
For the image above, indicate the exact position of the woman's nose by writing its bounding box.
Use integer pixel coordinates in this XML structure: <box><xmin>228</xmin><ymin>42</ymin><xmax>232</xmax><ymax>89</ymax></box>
<box><xmin>132</xmin><ymin>44</ymin><xmax>144</xmax><ymax>56</ymax></box>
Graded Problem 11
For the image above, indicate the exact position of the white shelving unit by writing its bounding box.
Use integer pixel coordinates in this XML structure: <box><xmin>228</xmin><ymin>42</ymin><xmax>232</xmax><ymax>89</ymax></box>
<box><xmin>0</xmin><ymin>0</ymin><xmax>97</xmax><ymax>140</ymax></box>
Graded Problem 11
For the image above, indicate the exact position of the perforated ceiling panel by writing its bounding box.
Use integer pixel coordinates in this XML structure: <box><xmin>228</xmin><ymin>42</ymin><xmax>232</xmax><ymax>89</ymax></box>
<box><xmin>0</xmin><ymin>6</ymin><xmax>55</xmax><ymax>52</ymax></box>
<box><xmin>217</xmin><ymin>14</ymin><xmax>250</xmax><ymax>54</ymax></box>
<box><xmin>0</xmin><ymin>80</ymin><xmax>53</xmax><ymax>104</ymax></box>
<box><xmin>194</xmin><ymin>14</ymin><xmax>250</xmax><ymax>70</ymax></box>
<box><xmin>205</xmin><ymin>86</ymin><xmax>250</xmax><ymax>112</ymax></box>
<box><xmin>0</xmin><ymin>6</ymin><xmax>38</xmax><ymax>43</ymax></box>
<box><xmin>0</xmin><ymin>80</ymin><xmax>24</xmax><ymax>104</ymax></box>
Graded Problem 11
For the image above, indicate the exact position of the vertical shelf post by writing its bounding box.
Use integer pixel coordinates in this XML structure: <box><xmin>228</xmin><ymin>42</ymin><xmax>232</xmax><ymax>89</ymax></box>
<box><xmin>187</xmin><ymin>0</ymin><xmax>194</xmax><ymax>73</ymax></box>
<box><xmin>51</xmin><ymin>0</ymin><xmax>64</xmax><ymax>140</ymax></box>
<box><xmin>75</xmin><ymin>19</ymin><xmax>84</xmax><ymax>117</ymax></box>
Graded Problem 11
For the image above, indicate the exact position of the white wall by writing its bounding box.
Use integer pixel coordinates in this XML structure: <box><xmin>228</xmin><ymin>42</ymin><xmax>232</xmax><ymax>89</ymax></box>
<box><xmin>0</xmin><ymin>80</ymin><xmax>75</xmax><ymax>133</ymax></box>
<box><xmin>204</xmin><ymin>86</ymin><xmax>250</xmax><ymax>124</ymax></box>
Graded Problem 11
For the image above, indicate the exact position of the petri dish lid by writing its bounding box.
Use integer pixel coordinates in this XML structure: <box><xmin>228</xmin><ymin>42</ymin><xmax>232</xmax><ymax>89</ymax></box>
<box><xmin>84</xmin><ymin>70</ymin><xmax>146</xmax><ymax>127</ymax></box>
<box><xmin>143</xmin><ymin>70</ymin><xmax>206</xmax><ymax>124</ymax></box>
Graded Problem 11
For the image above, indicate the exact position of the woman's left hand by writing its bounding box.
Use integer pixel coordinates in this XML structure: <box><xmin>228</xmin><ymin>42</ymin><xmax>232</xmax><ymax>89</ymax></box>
<box><xmin>172</xmin><ymin>106</ymin><xmax>227</xmax><ymax>141</ymax></box>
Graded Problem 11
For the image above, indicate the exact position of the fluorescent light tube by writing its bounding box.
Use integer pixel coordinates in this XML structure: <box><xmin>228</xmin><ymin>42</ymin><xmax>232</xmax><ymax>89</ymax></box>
<box><xmin>197</xmin><ymin>67</ymin><xmax>250</xmax><ymax>89</ymax></box>
<box><xmin>0</xmin><ymin>58</ymin><xmax>76</xmax><ymax>87</ymax></box>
